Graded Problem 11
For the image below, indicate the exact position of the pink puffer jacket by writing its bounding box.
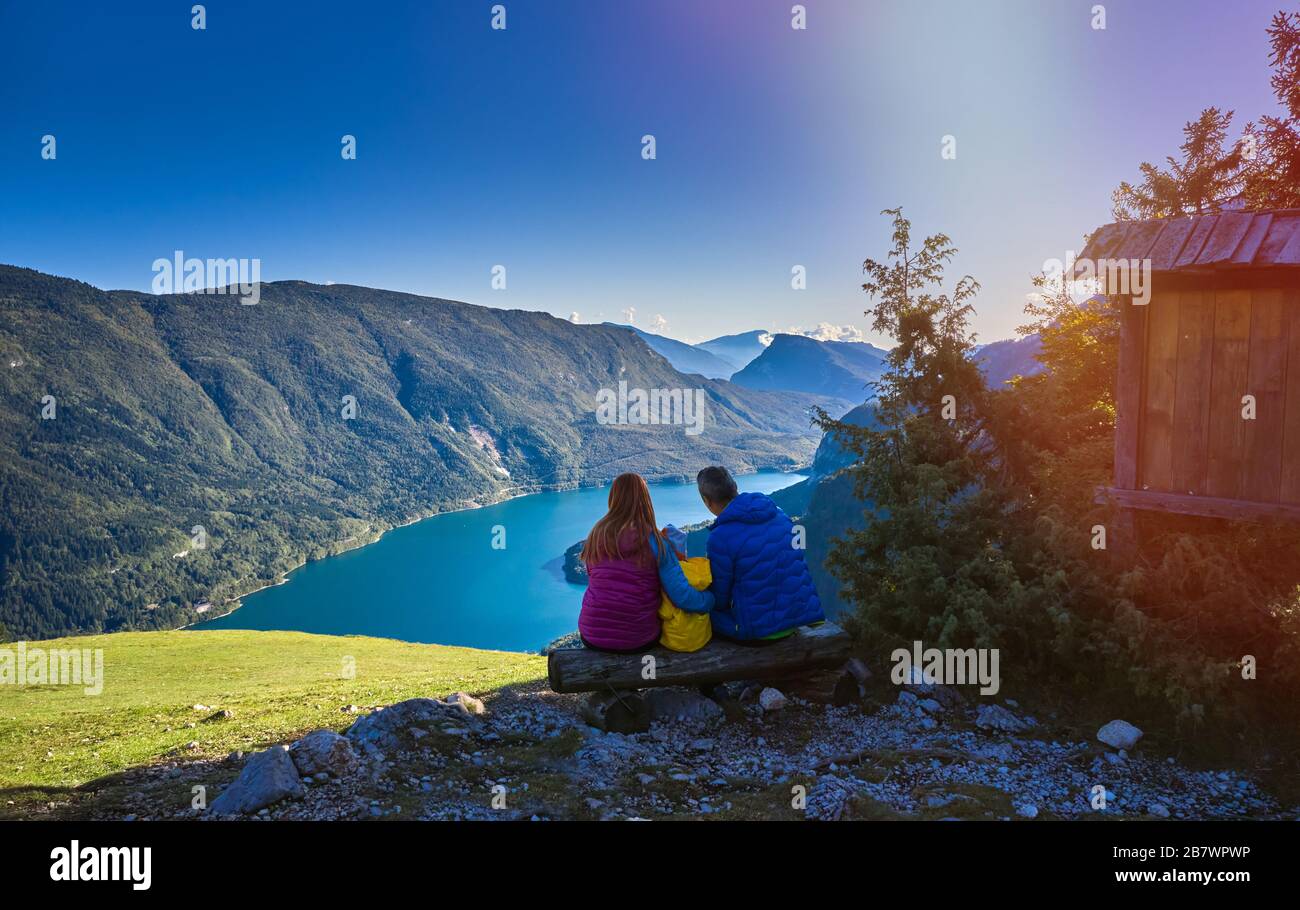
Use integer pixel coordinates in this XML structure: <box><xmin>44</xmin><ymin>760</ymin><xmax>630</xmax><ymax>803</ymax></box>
<box><xmin>578</xmin><ymin>530</ymin><xmax>662</xmax><ymax>651</ymax></box>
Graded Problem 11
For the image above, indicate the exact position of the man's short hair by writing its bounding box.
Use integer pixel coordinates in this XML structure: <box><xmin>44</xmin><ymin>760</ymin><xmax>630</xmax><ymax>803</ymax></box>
<box><xmin>697</xmin><ymin>466</ymin><xmax>738</xmax><ymax>505</ymax></box>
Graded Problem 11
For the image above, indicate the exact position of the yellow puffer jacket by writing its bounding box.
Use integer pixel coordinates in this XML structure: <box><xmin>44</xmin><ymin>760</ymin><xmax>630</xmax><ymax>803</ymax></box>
<box><xmin>658</xmin><ymin>557</ymin><xmax>713</xmax><ymax>652</ymax></box>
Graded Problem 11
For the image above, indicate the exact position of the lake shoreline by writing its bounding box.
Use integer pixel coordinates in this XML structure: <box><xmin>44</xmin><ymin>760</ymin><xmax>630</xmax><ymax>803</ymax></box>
<box><xmin>184</xmin><ymin>465</ymin><xmax>809</xmax><ymax>636</ymax></box>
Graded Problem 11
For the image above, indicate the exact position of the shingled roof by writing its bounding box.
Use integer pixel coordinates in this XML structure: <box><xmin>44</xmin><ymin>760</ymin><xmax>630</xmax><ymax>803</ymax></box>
<box><xmin>1075</xmin><ymin>209</ymin><xmax>1300</xmax><ymax>275</ymax></box>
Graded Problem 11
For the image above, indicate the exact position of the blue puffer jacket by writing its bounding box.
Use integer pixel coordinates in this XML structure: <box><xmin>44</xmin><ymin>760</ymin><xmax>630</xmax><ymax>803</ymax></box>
<box><xmin>706</xmin><ymin>492</ymin><xmax>824</xmax><ymax>639</ymax></box>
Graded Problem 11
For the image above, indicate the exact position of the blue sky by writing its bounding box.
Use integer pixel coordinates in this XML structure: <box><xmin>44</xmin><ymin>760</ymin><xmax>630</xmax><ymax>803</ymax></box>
<box><xmin>0</xmin><ymin>0</ymin><xmax>1286</xmax><ymax>344</ymax></box>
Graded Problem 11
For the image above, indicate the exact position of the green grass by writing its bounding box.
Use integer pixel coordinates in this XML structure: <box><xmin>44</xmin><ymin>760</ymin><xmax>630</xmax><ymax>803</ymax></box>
<box><xmin>0</xmin><ymin>629</ymin><xmax>545</xmax><ymax>801</ymax></box>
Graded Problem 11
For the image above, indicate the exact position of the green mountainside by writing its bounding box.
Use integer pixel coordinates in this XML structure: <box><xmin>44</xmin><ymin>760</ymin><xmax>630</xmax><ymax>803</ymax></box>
<box><xmin>0</xmin><ymin>266</ymin><xmax>839</xmax><ymax>639</ymax></box>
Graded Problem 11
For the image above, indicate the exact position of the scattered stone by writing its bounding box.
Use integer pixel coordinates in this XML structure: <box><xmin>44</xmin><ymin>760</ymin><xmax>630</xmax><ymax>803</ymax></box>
<box><xmin>445</xmin><ymin>692</ymin><xmax>486</xmax><ymax>716</ymax></box>
<box><xmin>1015</xmin><ymin>802</ymin><xmax>1039</xmax><ymax>819</ymax></box>
<box><xmin>210</xmin><ymin>745</ymin><xmax>304</xmax><ymax>815</ymax></box>
<box><xmin>290</xmin><ymin>729</ymin><xmax>358</xmax><ymax>777</ymax></box>
<box><xmin>1147</xmin><ymin>803</ymin><xmax>1170</xmax><ymax>818</ymax></box>
<box><xmin>976</xmin><ymin>703</ymin><xmax>1033</xmax><ymax>733</ymax></box>
<box><xmin>1097</xmin><ymin>720</ymin><xmax>1143</xmax><ymax>751</ymax></box>
<box><xmin>758</xmin><ymin>687</ymin><xmax>788</xmax><ymax>712</ymax></box>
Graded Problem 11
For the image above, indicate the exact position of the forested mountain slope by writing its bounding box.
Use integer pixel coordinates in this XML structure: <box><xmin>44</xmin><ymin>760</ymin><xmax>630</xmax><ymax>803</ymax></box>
<box><xmin>0</xmin><ymin>266</ymin><xmax>838</xmax><ymax>638</ymax></box>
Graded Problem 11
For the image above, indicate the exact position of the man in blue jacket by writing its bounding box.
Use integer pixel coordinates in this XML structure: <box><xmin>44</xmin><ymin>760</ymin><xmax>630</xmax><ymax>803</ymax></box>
<box><xmin>697</xmin><ymin>466</ymin><xmax>824</xmax><ymax>641</ymax></box>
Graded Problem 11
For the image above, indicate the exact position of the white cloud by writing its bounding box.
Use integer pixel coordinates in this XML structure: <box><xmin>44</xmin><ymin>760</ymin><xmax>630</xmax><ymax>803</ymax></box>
<box><xmin>648</xmin><ymin>314</ymin><xmax>668</xmax><ymax>335</ymax></box>
<box><xmin>621</xmin><ymin>306</ymin><xmax>636</xmax><ymax>325</ymax></box>
<box><xmin>569</xmin><ymin>312</ymin><xmax>581</xmax><ymax>323</ymax></box>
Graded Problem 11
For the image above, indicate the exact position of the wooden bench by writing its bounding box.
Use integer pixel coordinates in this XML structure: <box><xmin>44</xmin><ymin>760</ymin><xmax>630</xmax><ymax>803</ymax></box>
<box><xmin>548</xmin><ymin>623</ymin><xmax>854</xmax><ymax>730</ymax></box>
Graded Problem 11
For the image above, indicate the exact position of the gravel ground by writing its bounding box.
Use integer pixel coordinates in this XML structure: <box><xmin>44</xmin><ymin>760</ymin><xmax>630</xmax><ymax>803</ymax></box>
<box><xmin>65</xmin><ymin>679</ymin><xmax>1296</xmax><ymax>822</ymax></box>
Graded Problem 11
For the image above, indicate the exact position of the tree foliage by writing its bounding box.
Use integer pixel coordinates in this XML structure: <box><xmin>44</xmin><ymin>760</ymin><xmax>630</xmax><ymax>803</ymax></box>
<box><xmin>1112</xmin><ymin>4</ymin><xmax>1300</xmax><ymax>218</ymax></box>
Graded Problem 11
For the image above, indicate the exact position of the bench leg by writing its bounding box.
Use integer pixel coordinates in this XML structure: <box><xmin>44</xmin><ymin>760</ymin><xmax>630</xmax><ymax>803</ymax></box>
<box><xmin>579</xmin><ymin>690</ymin><xmax>650</xmax><ymax>734</ymax></box>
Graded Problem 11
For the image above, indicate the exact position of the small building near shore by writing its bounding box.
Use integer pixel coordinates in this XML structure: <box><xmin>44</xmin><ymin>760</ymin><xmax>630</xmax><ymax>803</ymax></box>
<box><xmin>1077</xmin><ymin>209</ymin><xmax>1300</xmax><ymax>522</ymax></box>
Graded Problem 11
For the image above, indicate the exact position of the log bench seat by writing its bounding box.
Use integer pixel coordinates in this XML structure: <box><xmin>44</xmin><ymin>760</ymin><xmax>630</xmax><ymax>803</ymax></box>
<box><xmin>547</xmin><ymin>622</ymin><xmax>852</xmax><ymax>694</ymax></box>
<box><xmin>548</xmin><ymin>623</ymin><xmax>855</xmax><ymax>732</ymax></box>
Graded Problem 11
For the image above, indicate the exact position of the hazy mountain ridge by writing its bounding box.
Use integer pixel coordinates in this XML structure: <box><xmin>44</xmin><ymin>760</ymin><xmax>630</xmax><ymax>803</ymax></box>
<box><xmin>605</xmin><ymin>324</ymin><xmax>736</xmax><ymax>379</ymax></box>
<box><xmin>0</xmin><ymin>266</ymin><xmax>835</xmax><ymax>639</ymax></box>
<box><xmin>730</xmin><ymin>333</ymin><xmax>888</xmax><ymax>402</ymax></box>
<box><xmin>696</xmin><ymin>330</ymin><xmax>772</xmax><ymax>373</ymax></box>
<box><xmin>974</xmin><ymin>335</ymin><xmax>1044</xmax><ymax>387</ymax></box>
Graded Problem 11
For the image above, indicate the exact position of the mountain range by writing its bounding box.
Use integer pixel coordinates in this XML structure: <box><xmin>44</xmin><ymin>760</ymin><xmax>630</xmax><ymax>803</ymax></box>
<box><xmin>696</xmin><ymin>330</ymin><xmax>772</xmax><ymax>373</ymax></box>
<box><xmin>0</xmin><ymin>266</ymin><xmax>846</xmax><ymax>639</ymax></box>
<box><xmin>604</xmin><ymin>324</ymin><xmax>736</xmax><ymax>379</ymax></box>
<box><xmin>731</xmin><ymin>334</ymin><xmax>890</xmax><ymax>401</ymax></box>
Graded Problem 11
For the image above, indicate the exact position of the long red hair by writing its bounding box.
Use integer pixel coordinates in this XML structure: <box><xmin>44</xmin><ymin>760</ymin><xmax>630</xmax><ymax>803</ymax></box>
<box><xmin>581</xmin><ymin>473</ymin><xmax>665</xmax><ymax>568</ymax></box>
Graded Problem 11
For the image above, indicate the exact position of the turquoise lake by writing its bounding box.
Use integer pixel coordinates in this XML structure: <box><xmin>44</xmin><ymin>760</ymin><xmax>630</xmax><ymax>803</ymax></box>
<box><xmin>195</xmin><ymin>471</ymin><xmax>805</xmax><ymax>652</ymax></box>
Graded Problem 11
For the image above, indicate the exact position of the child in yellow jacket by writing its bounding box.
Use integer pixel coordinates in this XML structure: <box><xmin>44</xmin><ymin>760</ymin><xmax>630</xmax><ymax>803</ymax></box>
<box><xmin>658</xmin><ymin>525</ymin><xmax>712</xmax><ymax>652</ymax></box>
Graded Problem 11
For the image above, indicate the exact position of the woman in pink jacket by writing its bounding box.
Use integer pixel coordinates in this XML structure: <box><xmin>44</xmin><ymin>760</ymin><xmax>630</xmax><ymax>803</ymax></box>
<box><xmin>577</xmin><ymin>473</ymin><xmax>714</xmax><ymax>652</ymax></box>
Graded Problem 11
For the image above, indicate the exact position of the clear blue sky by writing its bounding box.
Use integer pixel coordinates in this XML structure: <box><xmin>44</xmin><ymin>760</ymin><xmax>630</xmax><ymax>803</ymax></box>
<box><xmin>0</xmin><ymin>0</ymin><xmax>1285</xmax><ymax>344</ymax></box>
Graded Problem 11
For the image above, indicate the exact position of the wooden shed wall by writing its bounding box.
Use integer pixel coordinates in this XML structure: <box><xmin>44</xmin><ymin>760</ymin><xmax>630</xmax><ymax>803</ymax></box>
<box><xmin>1131</xmin><ymin>288</ymin><xmax>1300</xmax><ymax>505</ymax></box>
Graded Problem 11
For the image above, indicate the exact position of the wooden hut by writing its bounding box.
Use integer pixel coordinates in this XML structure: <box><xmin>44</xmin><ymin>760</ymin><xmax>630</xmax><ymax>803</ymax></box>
<box><xmin>1077</xmin><ymin>210</ymin><xmax>1300</xmax><ymax>522</ymax></box>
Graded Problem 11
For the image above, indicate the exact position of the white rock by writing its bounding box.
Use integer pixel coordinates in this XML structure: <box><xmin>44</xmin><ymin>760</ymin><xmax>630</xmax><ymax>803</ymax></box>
<box><xmin>758</xmin><ymin>687</ymin><xmax>788</xmax><ymax>712</ymax></box>
<box><xmin>1097</xmin><ymin>719</ymin><xmax>1143</xmax><ymax>751</ymax></box>
<box><xmin>210</xmin><ymin>745</ymin><xmax>304</xmax><ymax>815</ymax></box>
<box><xmin>445</xmin><ymin>692</ymin><xmax>486</xmax><ymax>716</ymax></box>
<box><xmin>1015</xmin><ymin>802</ymin><xmax>1039</xmax><ymax>818</ymax></box>
<box><xmin>290</xmin><ymin>729</ymin><xmax>358</xmax><ymax>777</ymax></box>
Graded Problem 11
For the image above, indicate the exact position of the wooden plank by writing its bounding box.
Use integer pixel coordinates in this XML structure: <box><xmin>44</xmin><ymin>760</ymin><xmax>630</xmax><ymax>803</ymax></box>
<box><xmin>1206</xmin><ymin>290</ymin><xmax>1253</xmax><ymax>498</ymax></box>
<box><xmin>1113</xmin><ymin>295</ymin><xmax>1147</xmax><ymax>490</ymax></box>
<box><xmin>547</xmin><ymin>623</ymin><xmax>852</xmax><ymax>693</ymax></box>
<box><xmin>1174</xmin><ymin>215</ymin><xmax>1219</xmax><ymax>268</ymax></box>
<box><xmin>1196</xmin><ymin>212</ymin><xmax>1253</xmax><ymax>265</ymax></box>
<box><xmin>1097</xmin><ymin>486</ymin><xmax>1300</xmax><ymax>523</ymax></box>
<box><xmin>1140</xmin><ymin>292</ymin><xmax>1180</xmax><ymax>491</ymax></box>
<box><xmin>1242</xmin><ymin>289</ymin><xmax>1288</xmax><ymax>502</ymax></box>
<box><xmin>1171</xmin><ymin>289</ymin><xmax>1215</xmax><ymax>494</ymax></box>
<box><xmin>1277</xmin><ymin>218</ymin><xmax>1300</xmax><ymax>265</ymax></box>
<box><xmin>1256</xmin><ymin>213</ymin><xmax>1300</xmax><ymax>264</ymax></box>
<box><xmin>1154</xmin><ymin>269</ymin><xmax>1300</xmax><ymax>292</ymax></box>
<box><xmin>1283</xmin><ymin>289</ymin><xmax>1300</xmax><ymax>504</ymax></box>
<box><xmin>1231</xmin><ymin>213</ymin><xmax>1273</xmax><ymax>264</ymax></box>
<box><xmin>1119</xmin><ymin>220</ymin><xmax>1167</xmax><ymax>265</ymax></box>
<box><xmin>1076</xmin><ymin>222</ymin><xmax>1128</xmax><ymax>277</ymax></box>
<box><xmin>1146</xmin><ymin>217</ymin><xmax>1197</xmax><ymax>271</ymax></box>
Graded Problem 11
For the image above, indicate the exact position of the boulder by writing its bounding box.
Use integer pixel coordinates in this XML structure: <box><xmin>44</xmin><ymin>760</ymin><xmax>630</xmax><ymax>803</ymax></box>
<box><xmin>975</xmin><ymin>703</ymin><xmax>1033</xmax><ymax>733</ymax></box>
<box><xmin>758</xmin><ymin>687</ymin><xmax>788</xmax><ymax>712</ymax></box>
<box><xmin>1015</xmin><ymin>802</ymin><xmax>1039</xmax><ymax>819</ymax></box>
<box><xmin>1097</xmin><ymin>719</ymin><xmax>1143</xmax><ymax>751</ymax></box>
<box><xmin>210</xmin><ymin>745</ymin><xmax>303</xmax><ymax>815</ymax></box>
<box><xmin>445</xmin><ymin>692</ymin><xmax>486</xmax><ymax>716</ymax></box>
<box><xmin>346</xmin><ymin>697</ymin><xmax>481</xmax><ymax>749</ymax></box>
<box><xmin>290</xmin><ymin>729</ymin><xmax>357</xmax><ymax>777</ymax></box>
